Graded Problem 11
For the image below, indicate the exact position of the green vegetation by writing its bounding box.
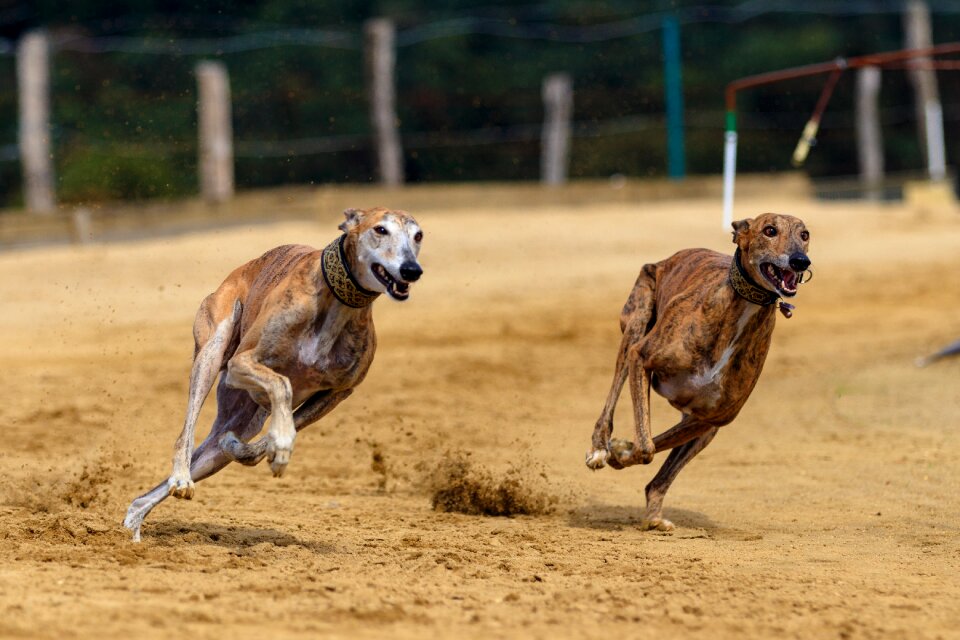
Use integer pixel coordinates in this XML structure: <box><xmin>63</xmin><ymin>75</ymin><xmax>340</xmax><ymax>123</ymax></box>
<box><xmin>1</xmin><ymin>1</ymin><xmax>958</xmax><ymax>206</ymax></box>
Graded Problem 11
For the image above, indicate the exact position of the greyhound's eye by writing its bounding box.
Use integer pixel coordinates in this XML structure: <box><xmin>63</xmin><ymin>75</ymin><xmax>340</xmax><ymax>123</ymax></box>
<box><xmin>800</xmin><ymin>230</ymin><xmax>810</xmax><ymax>241</ymax></box>
<box><xmin>414</xmin><ymin>231</ymin><xmax>423</xmax><ymax>243</ymax></box>
<box><xmin>373</xmin><ymin>225</ymin><xmax>389</xmax><ymax>235</ymax></box>
<box><xmin>763</xmin><ymin>226</ymin><xmax>778</xmax><ymax>238</ymax></box>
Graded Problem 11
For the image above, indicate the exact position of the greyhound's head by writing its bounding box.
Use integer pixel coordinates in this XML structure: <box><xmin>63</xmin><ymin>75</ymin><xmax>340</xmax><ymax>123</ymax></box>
<box><xmin>731</xmin><ymin>213</ymin><xmax>811</xmax><ymax>298</ymax></box>
<box><xmin>339</xmin><ymin>207</ymin><xmax>423</xmax><ymax>301</ymax></box>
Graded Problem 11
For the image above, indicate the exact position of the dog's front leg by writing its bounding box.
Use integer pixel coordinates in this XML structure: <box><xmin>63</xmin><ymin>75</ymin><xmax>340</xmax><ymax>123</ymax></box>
<box><xmin>225</xmin><ymin>351</ymin><xmax>296</xmax><ymax>477</ymax></box>
<box><xmin>586</xmin><ymin>332</ymin><xmax>632</xmax><ymax>470</ymax></box>
<box><xmin>608</xmin><ymin>353</ymin><xmax>655</xmax><ymax>467</ymax></box>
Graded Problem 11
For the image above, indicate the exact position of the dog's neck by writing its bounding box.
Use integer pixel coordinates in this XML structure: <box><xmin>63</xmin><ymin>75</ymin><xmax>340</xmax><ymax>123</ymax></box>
<box><xmin>728</xmin><ymin>248</ymin><xmax>779</xmax><ymax>307</ymax></box>
<box><xmin>728</xmin><ymin>249</ymin><xmax>796</xmax><ymax>318</ymax></box>
<box><xmin>320</xmin><ymin>234</ymin><xmax>380</xmax><ymax>308</ymax></box>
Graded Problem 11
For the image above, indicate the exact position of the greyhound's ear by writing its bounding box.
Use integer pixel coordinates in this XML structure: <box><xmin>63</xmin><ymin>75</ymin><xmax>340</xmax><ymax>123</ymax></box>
<box><xmin>338</xmin><ymin>208</ymin><xmax>364</xmax><ymax>232</ymax></box>
<box><xmin>731</xmin><ymin>218</ymin><xmax>751</xmax><ymax>247</ymax></box>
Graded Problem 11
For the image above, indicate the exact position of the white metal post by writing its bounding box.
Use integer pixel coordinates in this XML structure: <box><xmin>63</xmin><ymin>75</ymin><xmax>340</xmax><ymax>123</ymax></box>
<box><xmin>924</xmin><ymin>101</ymin><xmax>946</xmax><ymax>181</ymax></box>
<box><xmin>722</xmin><ymin>129</ymin><xmax>738</xmax><ymax>230</ymax></box>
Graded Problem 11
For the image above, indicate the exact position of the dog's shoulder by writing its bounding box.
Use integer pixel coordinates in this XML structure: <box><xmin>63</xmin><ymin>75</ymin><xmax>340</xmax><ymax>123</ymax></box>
<box><xmin>236</xmin><ymin>244</ymin><xmax>321</xmax><ymax>314</ymax></box>
<box><xmin>658</xmin><ymin>248</ymin><xmax>729</xmax><ymax>277</ymax></box>
<box><xmin>654</xmin><ymin>248</ymin><xmax>731</xmax><ymax>302</ymax></box>
<box><xmin>246</xmin><ymin>244</ymin><xmax>317</xmax><ymax>280</ymax></box>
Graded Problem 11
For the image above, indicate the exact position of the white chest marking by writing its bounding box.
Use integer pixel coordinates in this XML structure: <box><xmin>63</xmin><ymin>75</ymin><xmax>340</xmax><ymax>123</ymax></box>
<box><xmin>298</xmin><ymin>307</ymin><xmax>351</xmax><ymax>366</ymax></box>
<box><xmin>690</xmin><ymin>304</ymin><xmax>760</xmax><ymax>391</ymax></box>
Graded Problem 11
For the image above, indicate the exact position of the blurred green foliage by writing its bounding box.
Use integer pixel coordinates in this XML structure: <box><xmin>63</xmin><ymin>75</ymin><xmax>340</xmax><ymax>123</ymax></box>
<box><xmin>0</xmin><ymin>1</ymin><xmax>959</xmax><ymax>205</ymax></box>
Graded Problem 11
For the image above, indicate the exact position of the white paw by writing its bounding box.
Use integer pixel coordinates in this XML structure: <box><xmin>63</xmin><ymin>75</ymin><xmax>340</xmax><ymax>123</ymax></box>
<box><xmin>122</xmin><ymin>510</ymin><xmax>142</xmax><ymax>543</ymax></box>
<box><xmin>585</xmin><ymin>448</ymin><xmax>609</xmax><ymax>470</ymax></box>
<box><xmin>267</xmin><ymin>433</ymin><xmax>294</xmax><ymax>478</ymax></box>
<box><xmin>167</xmin><ymin>473</ymin><xmax>195</xmax><ymax>500</ymax></box>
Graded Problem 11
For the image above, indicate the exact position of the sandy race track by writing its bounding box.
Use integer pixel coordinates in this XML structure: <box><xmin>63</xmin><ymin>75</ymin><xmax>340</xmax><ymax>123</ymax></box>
<box><xmin>1</xmin><ymin>186</ymin><xmax>959</xmax><ymax>639</ymax></box>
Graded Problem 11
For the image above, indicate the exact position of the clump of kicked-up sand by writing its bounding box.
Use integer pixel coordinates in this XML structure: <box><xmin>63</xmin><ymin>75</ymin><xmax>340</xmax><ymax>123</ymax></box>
<box><xmin>424</xmin><ymin>450</ymin><xmax>557</xmax><ymax>517</ymax></box>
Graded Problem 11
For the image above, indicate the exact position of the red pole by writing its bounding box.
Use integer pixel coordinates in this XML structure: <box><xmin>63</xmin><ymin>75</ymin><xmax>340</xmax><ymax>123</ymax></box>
<box><xmin>725</xmin><ymin>41</ymin><xmax>960</xmax><ymax>112</ymax></box>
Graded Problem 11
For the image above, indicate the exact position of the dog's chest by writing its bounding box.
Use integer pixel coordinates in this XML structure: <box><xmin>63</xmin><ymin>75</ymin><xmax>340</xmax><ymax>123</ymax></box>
<box><xmin>654</xmin><ymin>304</ymin><xmax>765</xmax><ymax>412</ymax></box>
<box><xmin>295</xmin><ymin>309</ymin><xmax>371</xmax><ymax>382</ymax></box>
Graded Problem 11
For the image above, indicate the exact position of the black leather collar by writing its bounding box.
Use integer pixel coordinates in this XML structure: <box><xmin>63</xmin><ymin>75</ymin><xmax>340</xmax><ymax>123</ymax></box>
<box><xmin>320</xmin><ymin>235</ymin><xmax>380</xmax><ymax>308</ymax></box>
<box><xmin>728</xmin><ymin>248</ymin><xmax>780</xmax><ymax>307</ymax></box>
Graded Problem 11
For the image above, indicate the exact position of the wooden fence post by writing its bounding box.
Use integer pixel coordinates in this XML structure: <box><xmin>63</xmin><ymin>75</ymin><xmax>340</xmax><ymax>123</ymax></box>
<box><xmin>17</xmin><ymin>30</ymin><xmax>55</xmax><ymax>213</ymax></box>
<box><xmin>365</xmin><ymin>18</ymin><xmax>404</xmax><ymax>186</ymax></box>
<box><xmin>196</xmin><ymin>61</ymin><xmax>234</xmax><ymax>203</ymax></box>
<box><xmin>856</xmin><ymin>66</ymin><xmax>884</xmax><ymax>200</ymax></box>
<box><xmin>541</xmin><ymin>73</ymin><xmax>573</xmax><ymax>186</ymax></box>
<box><xmin>71</xmin><ymin>207</ymin><xmax>93</xmax><ymax>244</ymax></box>
<box><xmin>903</xmin><ymin>0</ymin><xmax>946</xmax><ymax>181</ymax></box>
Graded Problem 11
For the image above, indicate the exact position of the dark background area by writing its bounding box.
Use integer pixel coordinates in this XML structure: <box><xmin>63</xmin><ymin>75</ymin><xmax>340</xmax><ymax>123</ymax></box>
<box><xmin>0</xmin><ymin>0</ymin><xmax>959</xmax><ymax>206</ymax></box>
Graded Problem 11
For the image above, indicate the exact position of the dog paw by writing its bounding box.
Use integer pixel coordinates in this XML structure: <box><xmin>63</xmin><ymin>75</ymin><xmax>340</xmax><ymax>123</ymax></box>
<box><xmin>220</xmin><ymin>431</ymin><xmax>267</xmax><ymax>466</ymax></box>
<box><xmin>123</xmin><ymin>508</ymin><xmax>144</xmax><ymax>543</ymax></box>
<box><xmin>167</xmin><ymin>474</ymin><xmax>195</xmax><ymax>500</ymax></box>
<box><xmin>608</xmin><ymin>438</ymin><xmax>639</xmax><ymax>467</ymax></box>
<box><xmin>266</xmin><ymin>434</ymin><xmax>294</xmax><ymax>478</ymax></box>
<box><xmin>639</xmin><ymin>517</ymin><xmax>674</xmax><ymax>532</ymax></box>
<box><xmin>608</xmin><ymin>438</ymin><xmax>654</xmax><ymax>466</ymax></box>
<box><xmin>268</xmin><ymin>449</ymin><xmax>290</xmax><ymax>477</ymax></box>
<box><xmin>585</xmin><ymin>448</ymin><xmax>609</xmax><ymax>470</ymax></box>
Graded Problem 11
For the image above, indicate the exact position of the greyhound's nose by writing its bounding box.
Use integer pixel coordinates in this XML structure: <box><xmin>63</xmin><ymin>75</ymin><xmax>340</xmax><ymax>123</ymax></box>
<box><xmin>399</xmin><ymin>261</ymin><xmax>423</xmax><ymax>282</ymax></box>
<box><xmin>789</xmin><ymin>253</ymin><xmax>811</xmax><ymax>272</ymax></box>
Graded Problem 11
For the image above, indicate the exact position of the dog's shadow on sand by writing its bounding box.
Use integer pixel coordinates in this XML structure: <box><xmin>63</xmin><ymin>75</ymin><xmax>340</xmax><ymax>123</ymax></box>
<box><xmin>148</xmin><ymin>520</ymin><xmax>336</xmax><ymax>554</ymax></box>
<box><xmin>567</xmin><ymin>503</ymin><xmax>718</xmax><ymax>533</ymax></box>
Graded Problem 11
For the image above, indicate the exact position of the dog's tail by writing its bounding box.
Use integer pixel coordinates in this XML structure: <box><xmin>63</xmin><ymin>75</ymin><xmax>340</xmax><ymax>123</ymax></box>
<box><xmin>916</xmin><ymin>338</ymin><xmax>960</xmax><ymax>367</ymax></box>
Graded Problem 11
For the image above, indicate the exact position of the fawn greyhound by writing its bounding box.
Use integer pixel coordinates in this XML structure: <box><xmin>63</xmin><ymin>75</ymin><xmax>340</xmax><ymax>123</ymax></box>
<box><xmin>124</xmin><ymin>207</ymin><xmax>424</xmax><ymax>542</ymax></box>
<box><xmin>585</xmin><ymin>213</ymin><xmax>811</xmax><ymax>531</ymax></box>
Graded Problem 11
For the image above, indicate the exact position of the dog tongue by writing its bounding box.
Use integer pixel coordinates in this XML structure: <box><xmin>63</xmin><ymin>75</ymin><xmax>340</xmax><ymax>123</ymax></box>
<box><xmin>783</xmin><ymin>270</ymin><xmax>797</xmax><ymax>290</ymax></box>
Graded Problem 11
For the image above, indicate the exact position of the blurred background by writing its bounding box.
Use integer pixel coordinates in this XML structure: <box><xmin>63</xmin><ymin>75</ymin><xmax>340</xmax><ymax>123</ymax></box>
<box><xmin>1</xmin><ymin>0</ymin><xmax>959</xmax><ymax>208</ymax></box>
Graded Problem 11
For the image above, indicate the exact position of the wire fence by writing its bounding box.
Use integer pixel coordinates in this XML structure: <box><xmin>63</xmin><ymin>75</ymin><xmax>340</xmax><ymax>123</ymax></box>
<box><xmin>1</xmin><ymin>103</ymin><xmax>954</xmax><ymax>162</ymax></box>
<box><xmin>4</xmin><ymin>1</ymin><xmax>960</xmax><ymax>54</ymax></box>
<box><xmin>1</xmin><ymin>0</ymin><xmax>959</xmax><ymax>203</ymax></box>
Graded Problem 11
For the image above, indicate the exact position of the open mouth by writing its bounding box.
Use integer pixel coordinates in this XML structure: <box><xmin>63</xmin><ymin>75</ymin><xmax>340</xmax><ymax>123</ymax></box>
<box><xmin>760</xmin><ymin>262</ymin><xmax>799</xmax><ymax>297</ymax></box>
<box><xmin>372</xmin><ymin>263</ymin><xmax>411</xmax><ymax>301</ymax></box>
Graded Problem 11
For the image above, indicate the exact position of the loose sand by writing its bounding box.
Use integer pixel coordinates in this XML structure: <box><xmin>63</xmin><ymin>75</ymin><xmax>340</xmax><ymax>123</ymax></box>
<box><xmin>1</xmin><ymin>188</ymin><xmax>958</xmax><ymax>639</ymax></box>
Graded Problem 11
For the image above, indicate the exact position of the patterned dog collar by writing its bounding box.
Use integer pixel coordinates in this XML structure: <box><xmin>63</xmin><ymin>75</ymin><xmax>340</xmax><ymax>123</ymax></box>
<box><xmin>728</xmin><ymin>249</ymin><xmax>779</xmax><ymax>307</ymax></box>
<box><xmin>321</xmin><ymin>235</ymin><xmax>381</xmax><ymax>308</ymax></box>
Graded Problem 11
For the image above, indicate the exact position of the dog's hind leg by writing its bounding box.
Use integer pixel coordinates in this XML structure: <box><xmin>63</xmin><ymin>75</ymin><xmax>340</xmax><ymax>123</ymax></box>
<box><xmin>168</xmin><ymin>296</ymin><xmax>242</xmax><ymax>500</ymax></box>
<box><xmin>220</xmin><ymin>388</ymin><xmax>354</xmax><ymax>465</ymax></box>
<box><xmin>586</xmin><ymin>264</ymin><xmax>657</xmax><ymax>470</ymax></box>
<box><xmin>293</xmin><ymin>389</ymin><xmax>353</xmax><ymax>432</ymax></box>
<box><xmin>640</xmin><ymin>426</ymin><xmax>718</xmax><ymax>531</ymax></box>
<box><xmin>652</xmin><ymin>413</ymin><xmax>715</xmax><ymax>452</ymax></box>
<box><xmin>122</xmin><ymin>483</ymin><xmax>168</xmax><ymax>543</ymax></box>
<box><xmin>123</xmin><ymin>382</ymin><xmax>265</xmax><ymax>542</ymax></box>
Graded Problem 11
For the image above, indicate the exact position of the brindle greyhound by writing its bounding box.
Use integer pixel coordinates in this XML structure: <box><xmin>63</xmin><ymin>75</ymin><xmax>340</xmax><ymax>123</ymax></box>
<box><xmin>585</xmin><ymin>213</ymin><xmax>811</xmax><ymax>531</ymax></box>
<box><xmin>124</xmin><ymin>207</ymin><xmax>423</xmax><ymax>542</ymax></box>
